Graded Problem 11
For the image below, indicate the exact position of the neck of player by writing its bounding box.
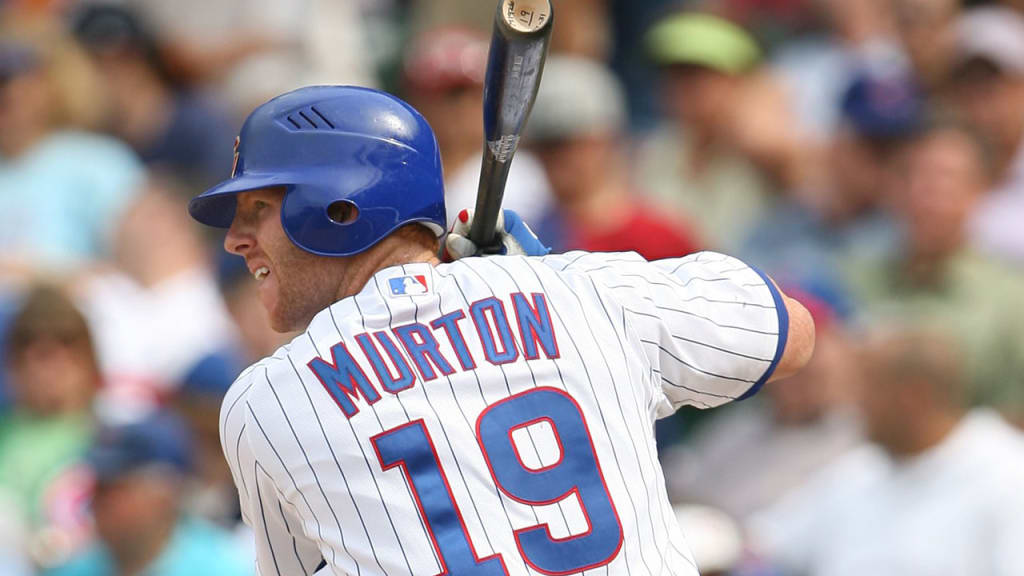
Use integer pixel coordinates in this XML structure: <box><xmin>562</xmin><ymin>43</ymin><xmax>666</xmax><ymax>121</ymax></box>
<box><xmin>334</xmin><ymin>225</ymin><xmax>441</xmax><ymax>302</ymax></box>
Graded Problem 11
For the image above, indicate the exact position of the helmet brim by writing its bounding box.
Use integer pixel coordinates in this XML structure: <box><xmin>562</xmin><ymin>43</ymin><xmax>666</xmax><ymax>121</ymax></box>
<box><xmin>188</xmin><ymin>173</ymin><xmax>294</xmax><ymax>228</ymax></box>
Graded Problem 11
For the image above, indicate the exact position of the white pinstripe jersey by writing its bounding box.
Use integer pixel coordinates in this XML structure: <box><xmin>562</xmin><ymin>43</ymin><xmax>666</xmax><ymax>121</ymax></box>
<box><xmin>221</xmin><ymin>250</ymin><xmax>788</xmax><ymax>576</ymax></box>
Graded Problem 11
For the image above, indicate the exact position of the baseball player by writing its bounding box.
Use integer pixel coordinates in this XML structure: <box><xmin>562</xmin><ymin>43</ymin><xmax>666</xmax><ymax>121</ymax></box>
<box><xmin>188</xmin><ymin>85</ymin><xmax>814</xmax><ymax>576</ymax></box>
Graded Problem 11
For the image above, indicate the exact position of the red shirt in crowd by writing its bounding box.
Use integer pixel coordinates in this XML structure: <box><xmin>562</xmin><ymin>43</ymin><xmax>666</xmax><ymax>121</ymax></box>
<box><xmin>570</xmin><ymin>203</ymin><xmax>701</xmax><ymax>261</ymax></box>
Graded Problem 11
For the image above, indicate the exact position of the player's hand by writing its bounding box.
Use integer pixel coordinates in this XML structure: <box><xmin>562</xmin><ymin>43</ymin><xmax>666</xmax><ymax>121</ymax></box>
<box><xmin>443</xmin><ymin>209</ymin><xmax>550</xmax><ymax>261</ymax></box>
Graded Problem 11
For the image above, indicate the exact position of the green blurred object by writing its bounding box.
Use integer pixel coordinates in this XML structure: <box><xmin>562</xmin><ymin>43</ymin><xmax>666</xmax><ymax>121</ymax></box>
<box><xmin>0</xmin><ymin>411</ymin><xmax>92</xmax><ymax>528</ymax></box>
<box><xmin>646</xmin><ymin>12</ymin><xmax>761</xmax><ymax>74</ymax></box>
<box><xmin>844</xmin><ymin>250</ymin><xmax>1024</xmax><ymax>413</ymax></box>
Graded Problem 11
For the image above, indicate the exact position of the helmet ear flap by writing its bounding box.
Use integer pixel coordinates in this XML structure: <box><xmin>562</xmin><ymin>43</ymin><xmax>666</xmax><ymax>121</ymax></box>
<box><xmin>280</xmin><ymin>183</ymin><xmax>375</xmax><ymax>257</ymax></box>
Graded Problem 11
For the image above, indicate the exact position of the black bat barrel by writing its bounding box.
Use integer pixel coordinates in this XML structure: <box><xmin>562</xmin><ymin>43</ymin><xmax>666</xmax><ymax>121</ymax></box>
<box><xmin>469</xmin><ymin>0</ymin><xmax>554</xmax><ymax>251</ymax></box>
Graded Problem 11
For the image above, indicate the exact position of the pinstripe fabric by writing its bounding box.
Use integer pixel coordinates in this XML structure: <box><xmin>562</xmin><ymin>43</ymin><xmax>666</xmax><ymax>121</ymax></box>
<box><xmin>221</xmin><ymin>251</ymin><xmax>785</xmax><ymax>576</ymax></box>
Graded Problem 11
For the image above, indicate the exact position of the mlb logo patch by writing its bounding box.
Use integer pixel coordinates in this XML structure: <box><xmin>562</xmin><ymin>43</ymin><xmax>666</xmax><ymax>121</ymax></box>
<box><xmin>389</xmin><ymin>275</ymin><xmax>429</xmax><ymax>296</ymax></box>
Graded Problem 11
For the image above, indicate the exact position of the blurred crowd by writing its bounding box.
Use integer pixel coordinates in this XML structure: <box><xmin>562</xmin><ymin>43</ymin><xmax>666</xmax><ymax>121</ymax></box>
<box><xmin>1</xmin><ymin>0</ymin><xmax>1023</xmax><ymax>575</ymax></box>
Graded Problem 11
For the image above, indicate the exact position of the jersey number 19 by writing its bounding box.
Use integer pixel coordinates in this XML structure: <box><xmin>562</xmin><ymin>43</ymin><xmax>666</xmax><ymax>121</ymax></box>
<box><xmin>371</xmin><ymin>387</ymin><xmax>624</xmax><ymax>575</ymax></box>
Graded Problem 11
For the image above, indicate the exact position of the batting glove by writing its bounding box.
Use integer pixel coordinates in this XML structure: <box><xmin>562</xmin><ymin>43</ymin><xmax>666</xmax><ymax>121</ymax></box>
<box><xmin>443</xmin><ymin>209</ymin><xmax>550</xmax><ymax>261</ymax></box>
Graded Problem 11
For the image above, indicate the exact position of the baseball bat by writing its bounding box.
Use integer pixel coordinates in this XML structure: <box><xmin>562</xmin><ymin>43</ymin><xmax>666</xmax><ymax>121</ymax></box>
<box><xmin>469</xmin><ymin>0</ymin><xmax>554</xmax><ymax>251</ymax></box>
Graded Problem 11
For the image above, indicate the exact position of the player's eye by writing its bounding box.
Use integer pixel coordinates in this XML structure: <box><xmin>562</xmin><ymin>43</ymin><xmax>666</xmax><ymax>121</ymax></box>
<box><xmin>235</xmin><ymin>198</ymin><xmax>270</xmax><ymax>226</ymax></box>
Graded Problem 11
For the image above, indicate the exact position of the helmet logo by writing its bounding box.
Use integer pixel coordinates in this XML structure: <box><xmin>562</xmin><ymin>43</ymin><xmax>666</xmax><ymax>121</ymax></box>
<box><xmin>230</xmin><ymin>136</ymin><xmax>241</xmax><ymax>177</ymax></box>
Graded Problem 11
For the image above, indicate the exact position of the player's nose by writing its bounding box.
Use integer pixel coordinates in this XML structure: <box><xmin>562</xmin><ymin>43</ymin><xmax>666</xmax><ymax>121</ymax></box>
<box><xmin>224</xmin><ymin>216</ymin><xmax>254</xmax><ymax>256</ymax></box>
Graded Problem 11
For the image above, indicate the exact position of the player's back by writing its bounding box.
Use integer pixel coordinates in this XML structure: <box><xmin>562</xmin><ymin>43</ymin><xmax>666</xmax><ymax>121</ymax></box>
<box><xmin>222</xmin><ymin>251</ymin><xmax>787</xmax><ymax>576</ymax></box>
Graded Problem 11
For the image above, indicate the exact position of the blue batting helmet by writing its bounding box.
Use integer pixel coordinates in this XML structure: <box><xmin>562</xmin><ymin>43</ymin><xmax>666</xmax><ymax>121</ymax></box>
<box><xmin>188</xmin><ymin>86</ymin><xmax>446</xmax><ymax>257</ymax></box>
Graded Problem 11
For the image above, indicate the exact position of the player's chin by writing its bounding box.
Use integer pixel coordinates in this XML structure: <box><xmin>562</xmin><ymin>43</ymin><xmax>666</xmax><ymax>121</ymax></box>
<box><xmin>267</xmin><ymin>308</ymin><xmax>303</xmax><ymax>334</ymax></box>
<box><xmin>264</xmin><ymin>295</ymin><xmax>309</xmax><ymax>334</ymax></box>
<box><xmin>265</xmin><ymin>302</ymin><xmax>296</xmax><ymax>333</ymax></box>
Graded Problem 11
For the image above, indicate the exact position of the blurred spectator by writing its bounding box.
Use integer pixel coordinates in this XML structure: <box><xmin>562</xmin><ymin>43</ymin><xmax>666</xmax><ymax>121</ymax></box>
<box><xmin>824</xmin><ymin>67</ymin><xmax>923</xmax><ymax>232</ymax></box>
<box><xmin>890</xmin><ymin>0</ymin><xmax>960</xmax><ymax>93</ymax></box>
<box><xmin>816</xmin><ymin>0</ymin><xmax>897</xmax><ymax>48</ymax></box>
<box><xmin>71</xmin><ymin>3</ymin><xmax>236</xmax><ymax>191</ymax></box>
<box><xmin>0</xmin><ymin>27</ymin><xmax>144</xmax><ymax>271</ymax></box>
<box><xmin>409</xmin><ymin>0</ymin><xmax>611</xmax><ymax>58</ymax></box>
<box><xmin>845</xmin><ymin>121</ymin><xmax>1024</xmax><ymax>421</ymax></box>
<box><xmin>771</xmin><ymin>0</ymin><xmax>906</xmax><ymax>139</ymax></box>
<box><xmin>663</xmin><ymin>291</ymin><xmax>861</xmax><ymax>521</ymax></box>
<box><xmin>406</xmin><ymin>0</ymin><xmax>494</xmax><ymax>39</ymax></box>
<box><xmin>411</xmin><ymin>0</ymin><xmax>610</xmax><ymax>59</ymax></box>
<box><xmin>715</xmin><ymin>0</ymin><xmax>820</xmax><ymax>43</ymax></box>
<box><xmin>0</xmin><ymin>490</ymin><xmax>31</xmax><ymax>576</ymax></box>
<box><xmin>605</xmin><ymin>0</ymin><xmax>677</xmax><ymax>131</ymax></box>
<box><xmin>218</xmin><ymin>254</ymin><xmax>294</xmax><ymax>365</ymax></box>
<box><xmin>737</xmin><ymin>67</ymin><xmax>921</xmax><ymax>293</ymax></box>
<box><xmin>637</xmin><ymin>11</ymin><xmax>775</xmax><ymax>252</ymax></box>
<box><xmin>48</xmin><ymin>411</ymin><xmax>252</xmax><ymax>576</ymax></box>
<box><xmin>526</xmin><ymin>55</ymin><xmax>701</xmax><ymax>259</ymax></box>
<box><xmin>0</xmin><ymin>295</ymin><xmax>18</xmax><ymax>410</ymax></box>
<box><xmin>0</xmin><ymin>285</ymin><xmax>98</xmax><ymax>563</ymax></box>
<box><xmin>174</xmin><ymin>354</ymin><xmax>244</xmax><ymax>529</ymax></box>
<box><xmin>402</xmin><ymin>27</ymin><xmax>553</xmax><ymax>226</ymax></box>
<box><xmin>729</xmin><ymin>71</ymin><xmax>818</xmax><ymax>196</ymax></box>
<box><xmin>547</xmin><ymin>0</ymin><xmax>612</xmax><ymax>59</ymax></box>
<box><xmin>748</xmin><ymin>324</ymin><xmax>1024</xmax><ymax>576</ymax></box>
<box><xmin>672</xmin><ymin>504</ymin><xmax>743</xmax><ymax>576</ymax></box>
<box><xmin>74</xmin><ymin>184</ymin><xmax>239</xmax><ymax>418</ymax></box>
<box><xmin>125</xmin><ymin>0</ymin><xmax>374</xmax><ymax>116</ymax></box>
<box><xmin>950</xmin><ymin>7</ymin><xmax>1024</xmax><ymax>266</ymax></box>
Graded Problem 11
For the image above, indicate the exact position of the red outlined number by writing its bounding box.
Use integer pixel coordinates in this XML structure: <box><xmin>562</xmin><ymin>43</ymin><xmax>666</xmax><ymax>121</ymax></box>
<box><xmin>373</xmin><ymin>388</ymin><xmax>623</xmax><ymax>576</ymax></box>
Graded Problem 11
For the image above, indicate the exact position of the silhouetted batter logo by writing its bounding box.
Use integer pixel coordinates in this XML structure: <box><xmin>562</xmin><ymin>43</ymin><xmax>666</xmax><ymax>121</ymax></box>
<box><xmin>388</xmin><ymin>275</ymin><xmax>429</xmax><ymax>296</ymax></box>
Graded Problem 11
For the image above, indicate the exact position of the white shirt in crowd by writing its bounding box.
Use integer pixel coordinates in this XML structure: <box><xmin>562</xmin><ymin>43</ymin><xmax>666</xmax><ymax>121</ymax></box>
<box><xmin>748</xmin><ymin>409</ymin><xmax>1024</xmax><ymax>576</ymax></box>
<box><xmin>78</xmin><ymin>269</ymin><xmax>238</xmax><ymax>419</ymax></box>
<box><xmin>970</xmin><ymin>139</ymin><xmax>1024</xmax><ymax>266</ymax></box>
<box><xmin>444</xmin><ymin>152</ymin><xmax>553</xmax><ymax>228</ymax></box>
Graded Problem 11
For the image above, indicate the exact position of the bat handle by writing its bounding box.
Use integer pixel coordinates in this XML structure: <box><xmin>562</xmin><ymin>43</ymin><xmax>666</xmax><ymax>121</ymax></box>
<box><xmin>469</xmin><ymin>150</ymin><xmax>513</xmax><ymax>252</ymax></box>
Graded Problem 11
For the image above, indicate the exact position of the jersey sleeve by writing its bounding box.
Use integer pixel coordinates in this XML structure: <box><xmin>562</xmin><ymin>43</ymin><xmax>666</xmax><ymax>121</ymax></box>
<box><xmin>548</xmin><ymin>250</ymin><xmax>788</xmax><ymax>413</ymax></box>
<box><xmin>221</xmin><ymin>367</ymin><xmax>324</xmax><ymax>576</ymax></box>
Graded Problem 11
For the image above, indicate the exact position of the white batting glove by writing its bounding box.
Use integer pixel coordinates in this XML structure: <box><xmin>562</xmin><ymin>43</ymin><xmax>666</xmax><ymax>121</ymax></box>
<box><xmin>443</xmin><ymin>209</ymin><xmax>550</xmax><ymax>261</ymax></box>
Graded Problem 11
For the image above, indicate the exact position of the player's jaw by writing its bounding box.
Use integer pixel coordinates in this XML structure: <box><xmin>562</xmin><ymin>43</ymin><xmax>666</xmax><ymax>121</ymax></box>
<box><xmin>225</xmin><ymin>188</ymin><xmax>348</xmax><ymax>333</ymax></box>
<box><xmin>259</xmin><ymin>247</ymin><xmax>341</xmax><ymax>333</ymax></box>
